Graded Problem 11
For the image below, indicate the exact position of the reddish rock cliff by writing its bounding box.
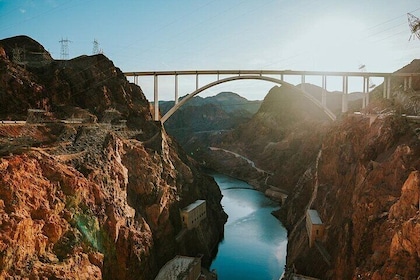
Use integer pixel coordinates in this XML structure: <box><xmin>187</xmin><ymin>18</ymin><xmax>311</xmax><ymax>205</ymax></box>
<box><xmin>280</xmin><ymin>113</ymin><xmax>420</xmax><ymax>279</ymax></box>
<box><xmin>0</xmin><ymin>36</ymin><xmax>226</xmax><ymax>279</ymax></box>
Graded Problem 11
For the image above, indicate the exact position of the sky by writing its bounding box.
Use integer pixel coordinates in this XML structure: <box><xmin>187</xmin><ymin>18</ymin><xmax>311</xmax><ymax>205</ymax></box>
<box><xmin>1</xmin><ymin>0</ymin><xmax>420</xmax><ymax>101</ymax></box>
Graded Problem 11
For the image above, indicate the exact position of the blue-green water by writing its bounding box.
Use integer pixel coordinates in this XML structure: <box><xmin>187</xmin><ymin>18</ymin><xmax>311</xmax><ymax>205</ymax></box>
<box><xmin>209</xmin><ymin>173</ymin><xmax>287</xmax><ymax>280</ymax></box>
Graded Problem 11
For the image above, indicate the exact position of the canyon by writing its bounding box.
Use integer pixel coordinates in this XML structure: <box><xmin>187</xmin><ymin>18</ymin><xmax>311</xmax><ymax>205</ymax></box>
<box><xmin>1</xmin><ymin>35</ymin><xmax>420</xmax><ymax>280</ymax></box>
<box><xmin>163</xmin><ymin>60</ymin><xmax>420</xmax><ymax>278</ymax></box>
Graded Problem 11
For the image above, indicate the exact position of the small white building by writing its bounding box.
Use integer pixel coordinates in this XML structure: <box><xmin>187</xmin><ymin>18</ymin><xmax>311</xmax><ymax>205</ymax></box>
<box><xmin>180</xmin><ymin>200</ymin><xmax>206</xmax><ymax>230</ymax></box>
<box><xmin>155</xmin><ymin>255</ymin><xmax>201</xmax><ymax>280</ymax></box>
<box><xmin>306</xmin><ymin>209</ymin><xmax>325</xmax><ymax>247</ymax></box>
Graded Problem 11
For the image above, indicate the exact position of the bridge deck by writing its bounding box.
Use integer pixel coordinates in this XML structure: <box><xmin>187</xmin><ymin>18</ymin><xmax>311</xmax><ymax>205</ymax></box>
<box><xmin>124</xmin><ymin>69</ymin><xmax>420</xmax><ymax>78</ymax></box>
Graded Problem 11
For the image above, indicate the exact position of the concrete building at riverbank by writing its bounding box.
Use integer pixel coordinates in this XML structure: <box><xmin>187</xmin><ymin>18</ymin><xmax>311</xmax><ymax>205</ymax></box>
<box><xmin>306</xmin><ymin>209</ymin><xmax>325</xmax><ymax>247</ymax></box>
<box><xmin>181</xmin><ymin>200</ymin><xmax>207</xmax><ymax>230</ymax></box>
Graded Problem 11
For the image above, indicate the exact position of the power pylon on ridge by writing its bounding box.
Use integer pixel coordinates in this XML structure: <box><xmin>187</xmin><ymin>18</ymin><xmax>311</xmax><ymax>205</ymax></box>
<box><xmin>59</xmin><ymin>37</ymin><xmax>71</xmax><ymax>60</ymax></box>
<box><xmin>92</xmin><ymin>39</ymin><xmax>99</xmax><ymax>55</ymax></box>
<box><xmin>92</xmin><ymin>39</ymin><xmax>103</xmax><ymax>55</ymax></box>
<box><xmin>408</xmin><ymin>13</ymin><xmax>420</xmax><ymax>40</ymax></box>
<box><xmin>12</xmin><ymin>44</ymin><xmax>25</xmax><ymax>65</ymax></box>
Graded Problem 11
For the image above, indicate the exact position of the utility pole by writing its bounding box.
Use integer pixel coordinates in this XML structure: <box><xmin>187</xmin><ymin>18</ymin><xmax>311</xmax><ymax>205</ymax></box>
<box><xmin>59</xmin><ymin>37</ymin><xmax>71</xmax><ymax>60</ymax></box>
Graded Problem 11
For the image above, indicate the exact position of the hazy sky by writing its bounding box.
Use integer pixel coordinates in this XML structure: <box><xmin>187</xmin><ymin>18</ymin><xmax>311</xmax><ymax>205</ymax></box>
<box><xmin>1</xmin><ymin>0</ymin><xmax>420</xmax><ymax>100</ymax></box>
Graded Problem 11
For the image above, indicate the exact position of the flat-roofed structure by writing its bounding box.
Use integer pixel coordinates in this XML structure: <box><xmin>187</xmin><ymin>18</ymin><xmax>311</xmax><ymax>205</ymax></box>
<box><xmin>180</xmin><ymin>200</ymin><xmax>206</xmax><ymax>230</ymax></box>
<box><xmin>306</xmin><ymin>209</ymin><xmax>325</xmax><ymax>247</ymax></box>
<box><xmin>155</xmin><ymin>255</ymin><xmax>201</xmax><ymax>280</ymax></box>
<box><xmin>291</xmin><ymin>273</ymin><xmax>321</xmax><ymax>280</ymax></box>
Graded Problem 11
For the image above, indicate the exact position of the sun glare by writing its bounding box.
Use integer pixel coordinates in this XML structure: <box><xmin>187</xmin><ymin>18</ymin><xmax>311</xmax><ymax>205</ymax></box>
<box><xmin>301</xmin><ymin>17</ymin><xmax>366</xmax><ymax>71</ymax></box>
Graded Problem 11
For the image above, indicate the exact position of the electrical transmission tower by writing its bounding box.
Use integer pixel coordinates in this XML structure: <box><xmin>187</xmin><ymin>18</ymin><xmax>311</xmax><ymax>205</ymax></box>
<box><xmin>408</xmin><ymin>13</ymin><xmax>420</xmax><ymax>40</ymax></box>
<box><xmin>12</xmin><ymin>44</ymin><xmax>25</xmax><ymax>65</ymax></box>
<box><xmin>92</xmin><ymin>39</ymin><xmax>99</xmax><ymax>55</ymax></box>
<box><xmin>92</xmin><ymin>39</ymin><xmax>103</xmax><ymax>55</ymax></box>
<box><xmin>59</xmin><ymin>37</ymin><xmax>71</xmax><ymax>60</ymax></box>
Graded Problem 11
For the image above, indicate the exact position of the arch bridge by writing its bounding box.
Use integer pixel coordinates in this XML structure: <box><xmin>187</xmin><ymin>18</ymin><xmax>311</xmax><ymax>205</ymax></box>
<box><xmin>124</xmin><ymin>70</ymin><xmax>420</xmax><ymax>123</ymax></box>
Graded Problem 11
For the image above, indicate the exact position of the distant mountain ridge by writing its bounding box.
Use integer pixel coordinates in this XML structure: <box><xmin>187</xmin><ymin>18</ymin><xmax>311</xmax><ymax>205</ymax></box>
<box><xmin>159</xmin><ymin>91</ymin><xmax>262</xmax><ymax>146</ymax></box>
<box><xmin>160</xmin><ymin>91</ymin><xmax>261</xmax><ymax>114</ymax></box>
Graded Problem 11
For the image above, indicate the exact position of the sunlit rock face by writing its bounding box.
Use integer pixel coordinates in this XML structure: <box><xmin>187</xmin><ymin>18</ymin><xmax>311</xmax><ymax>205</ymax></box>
<box><xmin>196</xmin><ymin>85</ymin><xmax>331</xmax><ymax>191</ymax></box>
<box><xmin>0</xmin><ymin>36</ymin><xmax>226</xmax><ymax>280</ymax></box>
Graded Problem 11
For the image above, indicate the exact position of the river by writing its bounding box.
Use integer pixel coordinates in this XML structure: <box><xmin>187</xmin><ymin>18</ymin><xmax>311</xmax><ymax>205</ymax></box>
<box><xmin>209</xmin><ymin>172</ymin><xmax>287</xmax><ymax>280</ymax></box>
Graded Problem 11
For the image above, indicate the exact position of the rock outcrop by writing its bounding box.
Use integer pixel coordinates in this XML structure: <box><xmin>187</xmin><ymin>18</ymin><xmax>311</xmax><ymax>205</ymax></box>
<box><xmin>0</xmin><ymin>36</ymin><xmax>226</xmax><ymax>280</ymax></box>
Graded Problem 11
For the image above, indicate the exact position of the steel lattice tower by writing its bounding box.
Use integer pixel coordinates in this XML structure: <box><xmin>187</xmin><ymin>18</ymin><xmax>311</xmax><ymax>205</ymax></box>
<box><xmin>408</xmin><ymin>13</ymin><xmax>420</xmax><ymax>40</ymax></box>
<box><xmin>59</xmin><ymin>37</ymin><xmax>71</xmax><ymax>60</ymax></box>
<box><xmin>92</xmin><ymin>39</ymin><xmax>100</xmax><ymax>55</ymax></box>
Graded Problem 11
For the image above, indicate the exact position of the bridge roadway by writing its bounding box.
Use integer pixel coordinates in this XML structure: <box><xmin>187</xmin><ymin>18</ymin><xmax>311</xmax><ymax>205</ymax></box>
<box><xmin>124</xmin><ymin>70</ymin><xmax>420</xmax><ymax>122</ymax></box>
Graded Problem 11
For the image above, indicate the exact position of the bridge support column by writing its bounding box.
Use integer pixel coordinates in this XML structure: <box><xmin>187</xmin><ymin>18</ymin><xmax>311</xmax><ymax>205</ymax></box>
<box><xmin>382</xmin><ymin>76</ymin><xmax>393</xmax><ymax>99</ymax></box>
<box><xmin>366</xmin><ymin>77</ymin><xmax>370</xmax><ymax>106</ymax></box>
<box><xmin>154</xmin><ymin>75</ymin><xmax>159</xmax><ymax>121</ymax></box>
<box><xmin>321</xmin><ymin>75</ymin><xmax>327</xmax><ymax>107</ymax></box>
<box><xmin>175</xmin><ymin>74</ymin><xmax>179</xmax><ymax>105</ymax></box>
<box><xmin>196</xmin><ymin>73</ymin><xmax>199</xmax><ymax>90</ymax></box>
<box><xmin>342</xmin><ymin>76</ymin><xmax>348</xmax><ymax>113</ymax></box>
<box><xmin>362</xmin><ymin>76</ymin><xmax>370</xmax><ymax>108</ymax></box>
<box><xmin>383</xmin><ymin>77</ymin><xmax>387</xmax><ymax>98</ymax></box>
<box><xmin>301</xmin><ymin>75</ymin><xmax>306</xmax><ymax>91</ymax></box>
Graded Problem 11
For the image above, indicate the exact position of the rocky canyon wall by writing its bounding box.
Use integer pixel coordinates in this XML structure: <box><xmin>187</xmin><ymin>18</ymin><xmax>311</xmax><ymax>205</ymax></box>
<box><xmin>280</xmin><ymin>113</ymin><xmax>420</xmax><ymax>279</ymax></box>
<box><xmin>0</xmin><ymin>36</ymin><xmax>226</xmax><ymax>279</ymax></box>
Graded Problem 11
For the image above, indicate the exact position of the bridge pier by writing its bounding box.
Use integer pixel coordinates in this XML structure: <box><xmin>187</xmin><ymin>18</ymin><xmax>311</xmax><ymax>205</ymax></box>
<box><xmin>154</xmin><ymin>75</ymin><xmax>159</xmax><ymax>121</ymax></box>
<box><xmin>175</xmin><ymin>74</ymin><xmax>179</xmax><ymax>105</ymax></box>
<box><xmin>382</xmin><ymin>76</ymin><xmax>391</xmax><ymax>99</ymax></box>
<box><xmin>362</xmin><ymin>76</ymin><xmax>370</xmax><ymax>108</ymax></box>
<box><xmin>321</xmin><ymin>75</ymin><xmax>327</xmax><ymax>107</ymax></box>
<box><xmin>404</xmin><ymin>76</ymin><xmax>413</xmax><ymax>91</ymax></box>
<box><xmin>383</xmin><ymin>77</ymin><xmax>387</xmax><ymax>98</ymax></box>
<box><xmin>342</xmin><ymin>76</ymin><xmax>348</xmax><ymax>113</ymax></box>
<box><xmin>196</xmin><ymin>73</ymin><xmax>199</xmax><ymax>90</ymax></box>
<box><xmin>301</xmin><ymin>75</ymin><xmax>306</xmax><ymax>91</ymax></box>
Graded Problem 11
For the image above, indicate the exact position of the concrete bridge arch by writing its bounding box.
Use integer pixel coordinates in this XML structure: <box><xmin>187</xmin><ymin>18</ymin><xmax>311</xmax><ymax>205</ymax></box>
<box><xmin>160</xmin><ymin>75</ymin><xmax>336</xmax><ymax>123</ymax></box>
